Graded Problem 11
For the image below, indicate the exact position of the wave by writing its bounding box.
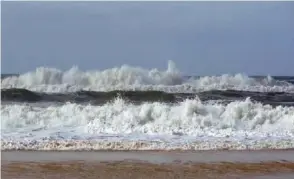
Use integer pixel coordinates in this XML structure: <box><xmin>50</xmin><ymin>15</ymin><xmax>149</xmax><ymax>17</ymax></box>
<box><xmin>2</xmin><ymin>98</ymin><xmax>294</xmax><ymax>137</ymax></box>
<box><xmin>2</xmin><ymin>61</ymin><xmax>294</xmax><ymax>93</ymax></box>
<box><xmin>2</xmin><ymin>88</ymin><xmax>294</xmax><ymax>106</ymax></box>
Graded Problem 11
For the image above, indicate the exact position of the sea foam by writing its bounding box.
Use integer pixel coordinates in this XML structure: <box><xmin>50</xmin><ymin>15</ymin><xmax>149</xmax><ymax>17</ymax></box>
<box><xmin>2</xmin><ymin>98</ymin><xmax>293</xmax><ymax>138</ymax></box>
<box><xmin>2</xmin><ymin>61</ymin><xmax>293</xmax><ymax>93</ymax></box>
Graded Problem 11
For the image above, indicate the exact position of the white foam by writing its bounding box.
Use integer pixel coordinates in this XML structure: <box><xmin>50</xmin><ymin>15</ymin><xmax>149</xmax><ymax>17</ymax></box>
<box><xmin>2</xmin><ymin>61</ymin><xmax>294</xmax><ymax>93</ymax></box>
<box><xmin>1</xmin><ymin>98</ymin><xmax>294</xmax><ymax>140</ymax></box>
<box><xmin>2</xmin><ymin>138</ymin><xmax>294</xmax><ymax>151</ymax></box>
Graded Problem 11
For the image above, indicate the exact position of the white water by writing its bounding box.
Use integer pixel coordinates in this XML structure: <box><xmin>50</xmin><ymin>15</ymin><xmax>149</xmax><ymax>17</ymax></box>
<box><xmin>2</xmin><ymin>61</ymin><xmax>294</xmax><ymax>93</ymax></box>
<box><xmin>1</xmin><ymin>98</ymin><xmax>294</xmax><ymax>150</ymax></box>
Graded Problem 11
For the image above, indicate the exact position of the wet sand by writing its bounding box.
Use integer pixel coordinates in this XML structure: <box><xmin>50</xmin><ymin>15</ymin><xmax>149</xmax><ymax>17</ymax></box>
<box><xmin>2</xmin><ymin>150</ymin><xmax>294</xmax><ymax>179</ymax></box>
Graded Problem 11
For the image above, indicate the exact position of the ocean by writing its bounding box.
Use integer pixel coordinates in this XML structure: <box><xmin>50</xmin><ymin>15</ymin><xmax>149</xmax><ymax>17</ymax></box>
<box><xmin>1</xmin><ymin>61</ymin><xmax>294</xmax><ymax>151</ymax></box>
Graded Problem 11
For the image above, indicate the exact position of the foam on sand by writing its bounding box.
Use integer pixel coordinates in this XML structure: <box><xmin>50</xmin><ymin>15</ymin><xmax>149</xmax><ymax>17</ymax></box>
<box><xmin>2</xmin><ymin>138</ymin><xmax>294</xmax><ymax>151</ymax></box>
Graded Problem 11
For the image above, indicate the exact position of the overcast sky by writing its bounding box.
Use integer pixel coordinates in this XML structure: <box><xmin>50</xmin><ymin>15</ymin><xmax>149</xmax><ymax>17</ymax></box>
<box><xmin>2</xmin><ymin>1</ymin><xmax>294</xmax><ymax>75</ymax></box>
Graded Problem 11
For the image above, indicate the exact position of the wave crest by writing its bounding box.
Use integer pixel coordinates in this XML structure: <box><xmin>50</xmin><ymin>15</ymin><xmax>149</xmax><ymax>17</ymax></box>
<box><xmin>2</xmin><ymin>98</ymin><xmax>294</xmax><ymax>137</ymax></box>
<box><xmin>1</xmin><ymin>61</ymin><xmax>293</xmax><ymax>93</ymax></box>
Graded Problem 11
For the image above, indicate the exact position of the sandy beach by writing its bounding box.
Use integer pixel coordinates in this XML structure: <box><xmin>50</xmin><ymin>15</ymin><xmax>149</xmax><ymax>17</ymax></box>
<box><xmin>2</xmin><ymin>150</ymin><xmax>294</xmax><ymax>179</ymax></box>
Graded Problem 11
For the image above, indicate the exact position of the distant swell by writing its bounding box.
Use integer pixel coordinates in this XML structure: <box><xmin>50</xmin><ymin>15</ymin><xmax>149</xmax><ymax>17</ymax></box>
<box><xmin>2</xmin><ymin>61</ymin><xmax>294</xmax><ymax>93</ymax></box>
<box><xmin>2</xmin><ymin>88</ymin><xmax>294</xmax><ymax>106</ymax></box>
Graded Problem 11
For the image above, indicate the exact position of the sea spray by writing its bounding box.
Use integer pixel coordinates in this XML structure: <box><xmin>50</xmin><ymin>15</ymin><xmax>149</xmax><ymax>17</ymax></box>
<box><xmin>2</xmin><ymin>61</ymin><xmax>293</xmax><ymax>93</ymax></box>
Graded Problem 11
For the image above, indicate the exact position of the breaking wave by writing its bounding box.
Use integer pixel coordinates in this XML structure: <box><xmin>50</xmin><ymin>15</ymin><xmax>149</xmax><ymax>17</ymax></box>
<box><xmin>2</xmin><ymin>61</ymin><xmax>294</xmax><ymax>93</ymax></box>
<box><xmin>2</xmin><ymin>98</ymin><xmax>294</xmax><ymax>137</ymax></box>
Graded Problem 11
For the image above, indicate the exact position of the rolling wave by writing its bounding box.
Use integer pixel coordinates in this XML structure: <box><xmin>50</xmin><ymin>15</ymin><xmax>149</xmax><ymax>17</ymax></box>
<box><xmin>2</xmin><ymin>88</ymin><xmax>294</xmax><ymax>106</ymax></box>
<box><xmin>2</xmin><ymin>98</ymin><xmax>294</xmax><ymax>137</ymax></box>
<box><xmin>2</xmin><ymin>61</ymin><xmax>294</xmax><ymax>151</ymax></box>
<box><xmin>2</xmin><ymin>61</ymin><xmax>294</xmax><ymax>93</ymax></box>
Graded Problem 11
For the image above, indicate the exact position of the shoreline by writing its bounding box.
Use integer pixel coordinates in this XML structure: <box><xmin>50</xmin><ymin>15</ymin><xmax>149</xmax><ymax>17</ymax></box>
<box><xmin>3</xmin><ymin>150</ymin><xmax>294</xmax><ymax>163</ymax></box>
<box><xmin>2</xmin><ymin>150</ymin><xmax>294</xmax><ymax>179</ymax></box>
<box><xmin>2</xmin><ymin>148</ymin><xmax>294</xmax><ymax>151</ymax></box>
